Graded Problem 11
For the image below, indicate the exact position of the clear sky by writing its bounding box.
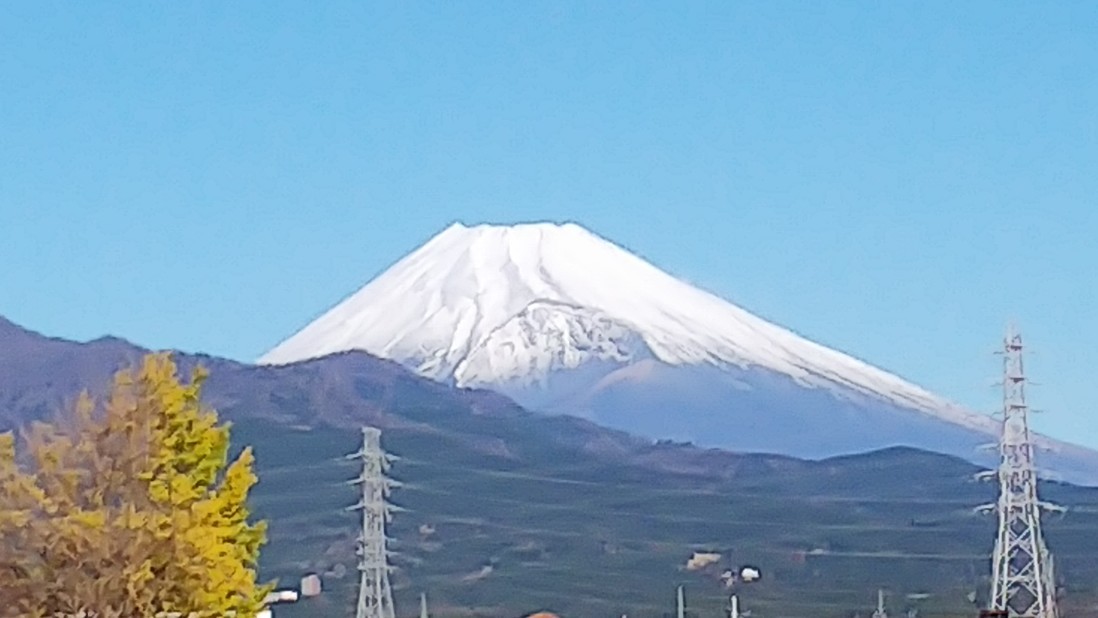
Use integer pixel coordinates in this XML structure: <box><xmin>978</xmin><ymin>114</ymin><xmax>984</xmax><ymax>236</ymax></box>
<box><xmin>2</xmin><ymin>3</ymin><xmax>1096</xmax><ymax>448</ymax></box>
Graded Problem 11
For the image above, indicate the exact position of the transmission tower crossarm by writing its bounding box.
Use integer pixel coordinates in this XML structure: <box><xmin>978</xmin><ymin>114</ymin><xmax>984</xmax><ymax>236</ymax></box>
<box><xmin>973</xmin><ymin>503</ymin><xmax>996</xmax><ymax>515</ymax></box>
<box><xmin>1038</xmin><ymin>501</ymin><xmax>1066</xmax><ymax>514</ymax></box>
<box><xmin>974</xmin><ymin>470</ymin><xmax>997</xmax><ymax>482</ymax></box>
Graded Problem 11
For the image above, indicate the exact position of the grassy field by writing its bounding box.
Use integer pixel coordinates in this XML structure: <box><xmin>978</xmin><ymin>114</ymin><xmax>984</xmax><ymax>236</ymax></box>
<box><xmin>229</xmin><ymin>419</ymin><xmax>1098</xmax><ymax>618</ymax></box>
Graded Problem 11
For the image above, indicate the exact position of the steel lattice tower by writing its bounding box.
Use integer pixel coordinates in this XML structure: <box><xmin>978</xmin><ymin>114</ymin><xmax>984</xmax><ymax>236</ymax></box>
<box><xmin>348</xmin><ymin>427</ymin><xmax>400</xmax><ymax>618</ymax></box>
<box><xmin>988</xmin><ymin>327</ymin><xmax>1059</xmax><ymax>618</ymax></box>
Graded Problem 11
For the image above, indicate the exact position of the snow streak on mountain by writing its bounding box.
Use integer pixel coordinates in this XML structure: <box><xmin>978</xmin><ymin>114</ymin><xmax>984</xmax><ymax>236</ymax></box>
<box><xmin>260</xmin><ymin>222</ymin><xmax>989</xmax><ymax>428</ymax></box>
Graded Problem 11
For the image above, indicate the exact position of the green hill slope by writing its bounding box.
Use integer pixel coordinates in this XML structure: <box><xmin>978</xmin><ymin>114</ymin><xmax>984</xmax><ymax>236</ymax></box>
<box><xmin>235</xmin><ymin>419</ymin><xmax>1098</xmax><ymax>618</ymax></box>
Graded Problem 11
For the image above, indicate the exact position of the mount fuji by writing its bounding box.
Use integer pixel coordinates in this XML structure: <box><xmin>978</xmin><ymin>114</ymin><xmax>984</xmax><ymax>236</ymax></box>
<box><xmin>260</xmin><ymin>222</ymin><xmax>1098</xmax><ymax>484</ymax></box>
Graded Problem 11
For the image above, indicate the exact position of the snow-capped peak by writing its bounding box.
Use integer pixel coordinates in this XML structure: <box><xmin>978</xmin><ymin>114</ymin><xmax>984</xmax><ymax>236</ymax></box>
<box><xmin>259</xmin><ymin>221</ymin><xmax>985</xmax><ymax>429</ymax></box>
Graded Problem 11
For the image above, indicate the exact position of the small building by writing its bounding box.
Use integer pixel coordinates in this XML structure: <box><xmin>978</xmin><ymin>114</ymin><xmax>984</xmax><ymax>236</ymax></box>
<box><xmin>301</xmin><ymin>573</ymin><xmax>323</xmax><ymax>597</ymax></box>
<box><xmin>263</xmin><ymin>590</ymin><xmax>298</xmax><ymax>605</ymax></box>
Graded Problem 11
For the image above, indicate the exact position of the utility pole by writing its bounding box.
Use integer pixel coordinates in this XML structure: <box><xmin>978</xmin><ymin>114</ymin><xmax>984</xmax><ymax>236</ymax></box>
<box><xmin>676</xmin><ymin>585</ymin><xmax>685</xmax><ymax>618</ymax></box>
<box><xmin>348</xmin><ymin>427</ymin><xmax>400</xmax><ymax>618</ymax></box>
<box><xmin>872</xmin><ymin>589</ymin><xmax>888</xmax><ymax>618</ymax></box>
<box><xmin>988</xmin><ymin>326</ymin><xmax>1060</xmax><ymax>618</ymax></box>
<box><xmin>419</xmin><ymin>592</ymin><xmax>429</xmax><ymax>618</ymax></box>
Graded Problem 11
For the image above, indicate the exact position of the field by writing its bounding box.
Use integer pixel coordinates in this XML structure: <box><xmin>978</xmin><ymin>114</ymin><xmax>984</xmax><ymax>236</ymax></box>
<box><xmin>232</xmin><ymin>419</ymin><xmax>1098</xmax><ymax>618</ymax></box>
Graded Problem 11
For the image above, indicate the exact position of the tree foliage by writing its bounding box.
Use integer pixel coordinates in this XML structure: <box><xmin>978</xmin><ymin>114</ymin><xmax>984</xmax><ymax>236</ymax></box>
<box><xmin>0</xmin><ymin>353</ymin><xmax>273</xmax><ymax>617</ymax></box>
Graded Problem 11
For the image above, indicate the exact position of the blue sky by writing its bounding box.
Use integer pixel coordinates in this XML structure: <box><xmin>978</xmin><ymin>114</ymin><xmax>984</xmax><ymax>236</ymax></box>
<box><xmin>2</xmin><ymin>3</ymin><xmax>1096</xmax><ymax>448</ymax></box>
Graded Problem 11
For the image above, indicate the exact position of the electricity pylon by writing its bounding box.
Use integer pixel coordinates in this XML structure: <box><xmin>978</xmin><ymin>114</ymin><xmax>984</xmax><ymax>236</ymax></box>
<box><xmin>348</xmin><ymin>427</ymin><xmax>401</xmax><ymax>618</ymax></box>
<box><xmin>987</xmin><ymin>326</ymin><xmax>1059</xmax><ymax>618</ymax></box>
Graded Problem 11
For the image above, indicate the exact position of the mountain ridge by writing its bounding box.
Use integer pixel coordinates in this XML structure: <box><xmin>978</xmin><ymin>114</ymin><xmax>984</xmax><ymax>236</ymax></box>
<box><xmin>4</xmin><ymin>313</ymin><xmax>1071</xmax><ymax>481</ymax></box>
<box><xmin>254</xmin><ymin>221</ymin><xmax>1098</xmax><ymax>484</ymax></box>
<box><xmin>0</xmin><ymin>314</ymin><xmax>794</xmax><ymax>479</ymax></box>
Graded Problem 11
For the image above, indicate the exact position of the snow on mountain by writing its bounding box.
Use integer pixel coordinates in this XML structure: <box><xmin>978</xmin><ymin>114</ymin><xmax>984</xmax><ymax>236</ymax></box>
<box><xmin>454</xmin><ymin>300</ymin><xmax>654</xmax><ymax>387</ymax></box>
<box><xmin>262</xmin><ymin>222</ymin><xmax>984</xmax><ymax>422</ymax></box>
<box><xmin>259</xmin><ymin>221</ymin><xmax>1098</xmax><ymax>483</ymax></box>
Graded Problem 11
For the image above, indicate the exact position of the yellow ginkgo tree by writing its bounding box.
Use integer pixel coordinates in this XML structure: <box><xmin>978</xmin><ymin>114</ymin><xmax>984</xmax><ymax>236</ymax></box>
<box><xmin>0</xmin><ymin>352</ymin><xmax>273</xmax><ymax>618</ymax></box>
